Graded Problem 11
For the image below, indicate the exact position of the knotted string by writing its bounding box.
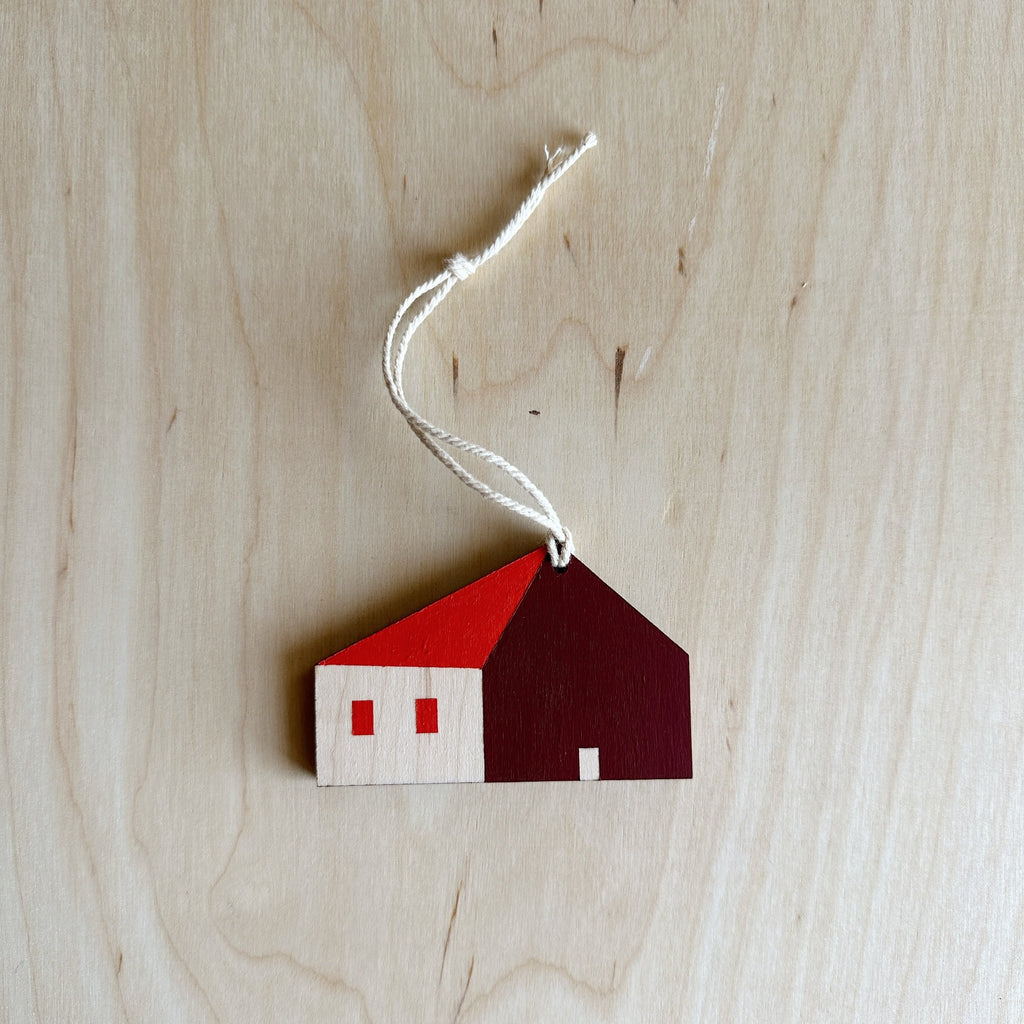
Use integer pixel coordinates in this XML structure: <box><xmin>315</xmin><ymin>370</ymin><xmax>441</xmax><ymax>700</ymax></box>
<box><xmin>382</xmin><ymin>132</ymin><xmax>597</xmax><ymax>569</ymax></box>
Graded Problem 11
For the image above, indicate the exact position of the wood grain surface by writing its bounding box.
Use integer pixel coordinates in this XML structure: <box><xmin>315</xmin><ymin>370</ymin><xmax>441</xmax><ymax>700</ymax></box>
<box><xmin>2</xmin><ymin>2</ymin><xmax>1022</xmax><ymax>1021</ymax></box>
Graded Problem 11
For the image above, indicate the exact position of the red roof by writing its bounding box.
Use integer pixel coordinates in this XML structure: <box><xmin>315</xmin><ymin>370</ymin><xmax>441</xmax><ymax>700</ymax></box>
<box><xmin>319</xmin><ymin>547</ymin><xmax>546</xmax><ymax>669</ymax></box>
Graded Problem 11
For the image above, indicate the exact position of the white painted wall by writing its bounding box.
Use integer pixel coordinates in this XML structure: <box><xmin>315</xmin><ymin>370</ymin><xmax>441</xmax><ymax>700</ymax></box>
<box><xmin>315</xmin><ymin>664</ymin><xmax>485</xmax><ymax>785</ymax></box>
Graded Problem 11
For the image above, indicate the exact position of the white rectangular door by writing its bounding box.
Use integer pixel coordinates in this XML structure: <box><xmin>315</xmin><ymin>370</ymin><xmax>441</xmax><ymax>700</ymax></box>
<box><xmin>578</xmin><ymin>747</ymin><xmax>600</xmax><ymax>781</ymax></box>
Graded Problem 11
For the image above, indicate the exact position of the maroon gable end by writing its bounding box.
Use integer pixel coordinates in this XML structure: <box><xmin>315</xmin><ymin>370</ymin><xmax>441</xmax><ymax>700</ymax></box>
<box><xmin>481</xmin><ymin>556</ymin><xmax>691</xmax><ymax>782</ymax></box>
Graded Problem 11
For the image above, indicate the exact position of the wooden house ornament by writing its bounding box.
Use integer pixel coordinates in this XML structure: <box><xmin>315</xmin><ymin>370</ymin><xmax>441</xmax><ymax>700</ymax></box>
<box><xmin>315</xmin><ymin>548</ymin><xmax>691</xmax><ymax>785</ymax></box>
<box><xmin>317</xmin><ymin>135</ymin><xmax>692</xmax><ymax>786</ymax></box>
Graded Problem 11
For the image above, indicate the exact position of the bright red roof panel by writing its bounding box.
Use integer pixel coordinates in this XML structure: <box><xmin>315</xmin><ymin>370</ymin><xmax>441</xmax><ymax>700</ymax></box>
<box><xmin>319</xmin><ymin>547</ymin><xmax>546</xmax><ymax>669</ymax></box>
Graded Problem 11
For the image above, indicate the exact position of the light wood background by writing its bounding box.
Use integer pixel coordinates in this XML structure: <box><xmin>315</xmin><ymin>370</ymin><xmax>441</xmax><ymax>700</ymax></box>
<box><xmin>2</xmin><ymin>3</ymin><xmax>1022</xmax><ymax>1021</ymax></box>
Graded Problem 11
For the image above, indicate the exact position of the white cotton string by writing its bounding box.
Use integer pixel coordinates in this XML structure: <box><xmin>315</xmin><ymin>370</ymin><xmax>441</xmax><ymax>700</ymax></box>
<box><xmin>382</xmin><ymin>132</ymin><xmax>597</xmax><ymax>569</ymax></box>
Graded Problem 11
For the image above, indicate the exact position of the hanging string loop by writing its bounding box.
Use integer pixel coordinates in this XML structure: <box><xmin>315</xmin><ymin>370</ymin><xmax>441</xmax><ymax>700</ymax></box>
<box><xmin>382</xmin><ymin>132</ymin><xmax>596</xmax><ymax>569</ymax></box>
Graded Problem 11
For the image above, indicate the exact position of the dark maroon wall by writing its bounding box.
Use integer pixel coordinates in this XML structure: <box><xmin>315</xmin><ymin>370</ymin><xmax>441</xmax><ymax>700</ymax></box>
<box><xmin>482</xmin><ymin>556</ymin><xmax>691</xmax><ymax>782</ymax></box>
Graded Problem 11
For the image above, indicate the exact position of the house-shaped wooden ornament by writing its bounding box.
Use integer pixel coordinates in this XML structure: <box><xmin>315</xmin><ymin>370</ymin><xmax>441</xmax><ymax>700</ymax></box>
<box><xmin>315</xmin><ymin>548</ymin><xmax>691</xmax><ymax>785</ymax></box>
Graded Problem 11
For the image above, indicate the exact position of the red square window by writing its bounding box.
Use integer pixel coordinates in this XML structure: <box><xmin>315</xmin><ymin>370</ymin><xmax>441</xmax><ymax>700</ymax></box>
<box><xmin>415</xmin><ymin>698</ymin><xmax>438</xmax><ymax>734</ymax></box>
<box><xmin>351</xmin><ymin>699</ymin><xmax>374</xmax><ymax>735</ymax></box>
